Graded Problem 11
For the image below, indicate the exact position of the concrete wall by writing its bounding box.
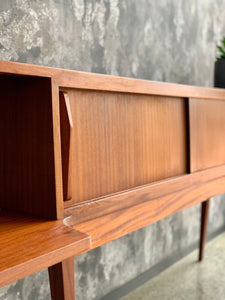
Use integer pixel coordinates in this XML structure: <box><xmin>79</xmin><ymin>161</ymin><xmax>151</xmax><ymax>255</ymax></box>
<box><xmin>1</xmin><ymin>1</ymin><xmax>225</xmax><ymax>299</ymax></box>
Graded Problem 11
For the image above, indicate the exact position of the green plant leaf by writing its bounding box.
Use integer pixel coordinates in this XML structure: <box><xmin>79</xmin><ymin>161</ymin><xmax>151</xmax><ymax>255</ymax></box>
<box><xmin>216</xmin><ymin>38</ymin><xmax>225</xmax><ymax>60</ymax></box>
<box><xmin>222</xmin><ymin>37</ymin><xmax>225</xmax><ymax>48</ymax></box>
<box><xmin>217</xmin><ymin>45</ymin><xmax>225</xmax><ymax>56</ymax></box>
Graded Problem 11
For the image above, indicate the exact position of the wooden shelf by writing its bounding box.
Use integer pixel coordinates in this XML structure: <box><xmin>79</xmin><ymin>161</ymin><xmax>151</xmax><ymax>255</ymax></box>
<box><xmin>0</xmin><ymin>210</ymin><xmax>91</xmax><ymax>287</ymax></box>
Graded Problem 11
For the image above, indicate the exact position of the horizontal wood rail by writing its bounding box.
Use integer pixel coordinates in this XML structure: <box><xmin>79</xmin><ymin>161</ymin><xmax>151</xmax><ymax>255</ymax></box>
<box><xmin>64</xmin><ymin>165</ymin><xmax>225</xmax><ymax>223</ymax></box>
<box><xmin>0</xmin><ymin>60</ymin><xmax>225</xmax><ymax>99</ymax></box>
<box><xmin>65</xmin><ymin>165</ymin><xmax>225</xmax><ymax>249</ymax></box>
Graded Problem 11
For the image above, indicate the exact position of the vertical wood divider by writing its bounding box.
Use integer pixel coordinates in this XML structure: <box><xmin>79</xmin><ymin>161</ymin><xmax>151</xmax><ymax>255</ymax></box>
<box><xmin>186</xmin><ymin>97</ymin><xmax>191</xmax><ymax>173</ymax></box>
<box><xmin>51</xmin><ymin>79</ymin><xmax>64</xmax><ymax>219</ymax></box>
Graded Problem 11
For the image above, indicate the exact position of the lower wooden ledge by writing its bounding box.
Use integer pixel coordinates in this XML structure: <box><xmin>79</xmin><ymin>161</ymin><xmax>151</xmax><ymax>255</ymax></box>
<box><xmin>0</xmin><ymin>210</ymin><xmax>91</xmax><ymax>287</ymax></box>
<box><xmin>65</xmin><ymin>166</ymin><xmax>225</xmax><ymax>250</ymax></box>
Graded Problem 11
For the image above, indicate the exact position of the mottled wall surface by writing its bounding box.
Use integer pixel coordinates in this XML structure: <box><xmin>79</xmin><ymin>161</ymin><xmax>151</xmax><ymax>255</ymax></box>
<box><xmin>1</xmin><ymin>1</ymin><xmax>225</xmax><ymax>299</ymax></box>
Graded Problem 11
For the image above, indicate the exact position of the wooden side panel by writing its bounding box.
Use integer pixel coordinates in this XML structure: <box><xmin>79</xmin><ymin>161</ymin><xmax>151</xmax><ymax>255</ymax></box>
<box><xmin>0</xmin><ymin>75</ymin><xmax>57</xmax><ymax>219</ymax></box>
<box><xmin>60</xmin><ymin>89</ymin><xmax>188</xmax><ymax>206</ymax></box>
<box><xmin>189</xmin><ymin>98</ymin><xmax>225</xmax><ymax>172</ymax></box>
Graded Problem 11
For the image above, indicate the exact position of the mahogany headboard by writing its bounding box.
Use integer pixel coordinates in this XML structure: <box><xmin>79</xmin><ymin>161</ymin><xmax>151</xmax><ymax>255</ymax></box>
<box><xmin>0</xmin><ymin>61</ymin><xmax>225</xmax><ymax>294</ymax></box>
<box><xmin>0</xmin><ymin>60</ymin><xmax>225</xmax><ymax>248</ymax></box>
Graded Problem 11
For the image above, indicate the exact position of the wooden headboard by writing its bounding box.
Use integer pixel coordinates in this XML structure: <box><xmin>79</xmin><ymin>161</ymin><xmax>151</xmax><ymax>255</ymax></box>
<box><xmin>0</xmin><ymin>60</ymin><xmax>225</xmax><ymax>294</ymax></box>
<box><xmin>1</xmin><ymin>61</ymin><xmax>225</xmax><ymax>246</ymax></box>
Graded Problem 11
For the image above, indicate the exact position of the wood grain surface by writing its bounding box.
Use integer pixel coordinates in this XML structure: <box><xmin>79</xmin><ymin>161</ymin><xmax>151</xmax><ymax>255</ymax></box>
<box><xmin>189</xmin><ymin>98</ymin><xmax>225</xmax><ymax>171</ymax></box>
<box><xmin>1</xmin><ymin>60</ymin><xmax>225</xmax><ymax>100</ymax></box>
<box><xmin>68</xmin><ymin>172</ymin><xmax>225</xmax><ymax>249</ymax></box>
<box><xmin>60</xmin><ymin>89</ymin><xmax>187</xmax><ymax>206</ymax></box>
<box><xmin>65</xmin><ymin>164</ymin><xmax>225</xmax><ymax>226</ymax></box>
<box><xmin>0</xmin><ymin>210</ymin><xmax>91</xmax><ymax>287</ymax></box>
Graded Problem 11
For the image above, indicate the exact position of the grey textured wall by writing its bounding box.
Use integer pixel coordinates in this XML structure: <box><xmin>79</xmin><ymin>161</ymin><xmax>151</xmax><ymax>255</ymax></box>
<box><xmin>1</xmin><ymin>1</ymin><xmax>225</xmax><ymax>299</ymax></box>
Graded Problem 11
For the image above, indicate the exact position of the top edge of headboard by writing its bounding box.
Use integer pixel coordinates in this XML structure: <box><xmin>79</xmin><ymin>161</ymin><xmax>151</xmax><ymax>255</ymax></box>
<box><xmin>0</xmin><ymin>60</ymin><xmax>225</xmax><ymax>100</ymax></box>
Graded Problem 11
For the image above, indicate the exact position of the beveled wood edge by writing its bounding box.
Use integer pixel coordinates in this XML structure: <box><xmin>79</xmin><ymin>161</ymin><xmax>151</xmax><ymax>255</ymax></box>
<box><xmin>64</xmin><ymin>165</ymin><xmax>225</xmax><ymax>225</ymax></box>
<box><xmin>1</xmin><ymin>60</ymin><xmax>225</xmax><ymax>100</ymax></box>
<box><xmin>0</xmin><ymin>213</ymin><xmax>91</xmax><ymax>287</ymax></box>
<box><xmin>0</xmin><ymin>237</ymin><xmax>90</xmax><ymax>288</ymax></box>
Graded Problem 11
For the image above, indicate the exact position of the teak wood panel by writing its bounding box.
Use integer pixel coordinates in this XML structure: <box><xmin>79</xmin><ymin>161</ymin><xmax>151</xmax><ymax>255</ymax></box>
<box><xmin>60</xmin><ymin>89</ymin><xmax>188</xmax><ymax>206</ymax></box>
<box><xmin>189</xmin><ymin>98</ymin><xmax>225</xmax><ymax>172</ymax></box>
<box><xmin>0</xmin><ymin>75</ymin><xmax>58</xmax><ymax>219</ymax></box>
